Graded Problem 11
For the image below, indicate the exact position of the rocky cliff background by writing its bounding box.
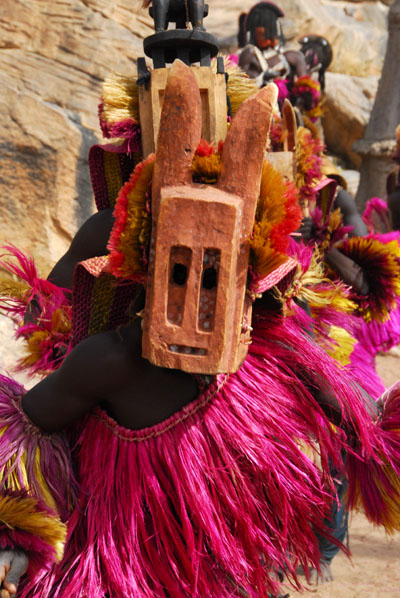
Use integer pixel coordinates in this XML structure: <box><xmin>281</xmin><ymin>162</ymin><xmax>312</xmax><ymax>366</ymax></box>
<box><xmin>0</xmin><ymin>0</ymin><xmax>394</xmax><ymax>270</ymax></box>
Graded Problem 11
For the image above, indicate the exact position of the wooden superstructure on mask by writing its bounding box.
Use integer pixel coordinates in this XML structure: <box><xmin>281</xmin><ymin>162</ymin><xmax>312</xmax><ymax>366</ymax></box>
<box><xmin>141</xmin><ymin>60</ymin><xmax>277</xmax><ymax>373</ymax></box>
<box><xmin>138</xmin><ymin>64</ymin><xmax>227</xmax><ymax>158</ymax></box>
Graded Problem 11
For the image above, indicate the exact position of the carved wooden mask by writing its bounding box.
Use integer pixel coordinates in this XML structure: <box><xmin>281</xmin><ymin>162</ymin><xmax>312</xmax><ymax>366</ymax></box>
<box><xmin>267</xmin><ymin>99</ymin><xmax>297</xmax><ymax>182</ymax></box>
<box><xmin>142</xmin><ymin>60</ymin><xmax>277</xmax><ymax>374</ymax></box>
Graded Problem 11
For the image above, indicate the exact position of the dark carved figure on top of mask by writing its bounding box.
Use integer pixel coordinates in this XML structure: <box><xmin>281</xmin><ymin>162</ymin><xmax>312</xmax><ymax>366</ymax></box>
<box><xmin>143</xmin><ymin>0</ymin><xmax>206</xmax><ymax>32</ymax></box>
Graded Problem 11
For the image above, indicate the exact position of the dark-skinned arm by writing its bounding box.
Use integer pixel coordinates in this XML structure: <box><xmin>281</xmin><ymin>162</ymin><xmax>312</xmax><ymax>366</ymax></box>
<box><xmin>238</xmin><ymin>47</ymin><xmax>262</xmax><ymax>80</ymax></box>
<box><xmin>0</xmin><ymin>332</ymin><xmax>131</xmax><ymax>595</ymax></box>
<box><xmin>334</xmin><ymin>189</ymin><xmax>368</xmax><ymax>237</ymax></box>
<box><xmin>284</xmin><ymin>50</ymin><xmax>308</xmax><ymax>78</ymax></box>
<box><xmin>325</xmin><ymin>246</ymin><xmax>369</xmax><ymax>295</ymax></box>
<box><xmin>21</xmin><ymin>327</ymin><xmax>131</xmax><ymax>433</ymax></box>
<box><xmin>311</xmin><ymin>376</ymin><xmax>378</xmax><ymax>430</ymax></box>
<box><xmin>47</xmin><ymin>208</ymin><xmax>114</xmax><ymax>291</ymax></box>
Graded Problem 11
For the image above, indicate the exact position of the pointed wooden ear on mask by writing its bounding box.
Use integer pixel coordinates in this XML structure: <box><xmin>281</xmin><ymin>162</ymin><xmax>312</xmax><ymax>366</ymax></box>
<box><xmin>282</xmin><ymin>99</ymin><xmax>297</xmax><ymax>152</ymax></box>
<box><xmin>218</xmin><ymin>83</ymin><xmax>278</xmax><ymax>233</ymax></box>
<box><xmin>152</xmin><ymin>60</ymin><xmax>202</xmax><ymax>219</ymax></box>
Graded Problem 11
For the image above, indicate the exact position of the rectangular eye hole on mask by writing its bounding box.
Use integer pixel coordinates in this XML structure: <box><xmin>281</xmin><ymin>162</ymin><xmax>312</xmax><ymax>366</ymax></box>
<box><xmin>198</xmin><ymin>248</ymin><xmax>220</xmax><ymax>333</ymax></box>
<box><xmin>167</xmin><ymin>245</ymin><xmax>192</xmax><ymax>326</ymax></box>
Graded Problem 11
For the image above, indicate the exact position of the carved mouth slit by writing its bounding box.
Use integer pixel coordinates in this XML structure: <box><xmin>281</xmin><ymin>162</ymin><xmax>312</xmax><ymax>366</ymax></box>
<box><xmin>169</xmin><ymin>345</ymin><xmax>208</xmax><ymax>356</ymax></box>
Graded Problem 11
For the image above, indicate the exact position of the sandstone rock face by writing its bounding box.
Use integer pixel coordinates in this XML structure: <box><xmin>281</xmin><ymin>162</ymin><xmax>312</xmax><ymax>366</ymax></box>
<box><xmin>322</xmin><ymin>72</ymin><xmax>379</xmax><ymax>168</ymax></box>
<box><xmin>0</xmin><ymin>0</ymin><xmax>393</xmax><ymax>270</ymax></box>
<box><xmin>0</xmin><ymin>0</ymin><xmax>153</xmax><ymax>270</ymax></box>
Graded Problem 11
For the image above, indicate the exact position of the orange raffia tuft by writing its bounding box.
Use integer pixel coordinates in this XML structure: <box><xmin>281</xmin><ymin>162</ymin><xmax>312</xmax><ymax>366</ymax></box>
<box><xmin>191</xmin><ymin>140</ymin><xmax>223</xmax><ymax>184</ymax></box>
<box><xmin>107</xmin><ymin>154</ymin><xmax>155</xmax><ymax>280</ymax></box>
<box><xmin>250</xmin><ymin>160</ymin><xmax>302</xmax><ymax>279</ymax></box>
<box><xmin>18</xmin><ymin>308</ymin><xmax>72</xmax><ymax>374</ymax></box>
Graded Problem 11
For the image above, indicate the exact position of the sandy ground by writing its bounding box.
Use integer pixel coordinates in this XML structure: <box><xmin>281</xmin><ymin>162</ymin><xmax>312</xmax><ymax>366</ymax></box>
<box><xmin>290</xmin><ymin>512</ymin><xmax>400</xmax><ymax>597</ymax></box>
<box><xmin>290</xmin><ymin>349</ymin><xmax>400</xmax><ymax>598</ymax></box>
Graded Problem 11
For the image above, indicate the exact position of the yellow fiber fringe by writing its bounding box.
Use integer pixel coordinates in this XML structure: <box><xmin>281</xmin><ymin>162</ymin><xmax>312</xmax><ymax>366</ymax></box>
<box><xmin>351</xmin><ymin>459</ymin><xmax>400</xmax><ymax>533</ymax></box>
<box><xmin>250</xmin><ymin>161</ymin><xmax>294</xmax><ymax>278</ymax></box>
<box><xmin>101</xmin><ymin>72</ymin><xmax>140</xmax><ymax>126</ymax></box>
<box><xmin>311</xmin><ymin>287</ymin><xmax>357</xmax><ymax>315</ymax></box>
<box><xmin>277</xmin><ymin>249</ymin><xmax>357</xmax><ymax>314</ymax></box>
<box><xmin>0</xmin><ymin>493</ymin><xmax>66</xmax><ymax>561</ymax></box>
<box><xmin>0</xmin><ymin>431</ymin><xmax>60</xmax><ymax>515</ymax></box>
<box><xmin>0</xmin><ymin>273</ymin><xmax>30</xmax><ymax>304</ymax></box>
<box><xmin>100</xmin><ymin>60</ymin><xmax>259</xmax><ymax>131</ymax></box>
<box><xmin>216</xmin><ymin>59</ymin><xmax>259</xmax><ymax>119</ymax></box>
<box><xmin>326</xmin><ymin>325</ymin><xmax>357</xmax><ymax>366</ymax></box>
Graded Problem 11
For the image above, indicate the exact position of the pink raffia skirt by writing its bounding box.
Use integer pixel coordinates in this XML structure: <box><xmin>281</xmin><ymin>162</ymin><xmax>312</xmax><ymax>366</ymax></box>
<box><xmin>6</xmin><ymin>309</ymin><xmax>400</xmax><ymax>598</ymax></box>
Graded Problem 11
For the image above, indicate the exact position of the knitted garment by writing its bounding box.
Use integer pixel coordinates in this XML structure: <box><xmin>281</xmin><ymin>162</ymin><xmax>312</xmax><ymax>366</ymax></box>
<box><xmin>10</xmin><ymin>307</ymin><xmax>399</xmax><ymax>598</ymax></box>
<box><xmin>71</xmin><ymin>257</ymin><xmax>138</xmax><ymax>348</ymax></box>
<box><xmin>89</xmin><ymin>141</ymin><xmax>140</xmax><ymax>211</ymax></box>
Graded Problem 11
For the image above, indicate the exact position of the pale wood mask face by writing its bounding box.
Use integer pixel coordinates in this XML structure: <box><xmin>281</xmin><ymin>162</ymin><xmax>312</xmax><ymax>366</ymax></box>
<box><xmin>142</xmin><ymin>60</ymin><xmax>277</xmax><ymax>374</ymax></box>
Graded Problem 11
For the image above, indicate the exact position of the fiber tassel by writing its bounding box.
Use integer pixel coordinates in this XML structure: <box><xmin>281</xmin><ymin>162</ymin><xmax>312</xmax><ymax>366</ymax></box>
<box><xmin>307</xmin><ymin>304</ymin><xmax>385</xmax><ymax>399</ymax></box>
<box><xmin>220</xmin><ymin>60</ymin><xmax>259</xmax><ymax>118</ymax></box>
<box><xmin>0</xmin><ymin>491</ymin><xmax>66</xmax><ymax>575</ymax></box>
<box><xmin>347</xmin><ymin>382</ymin><xmax>400</xmax><ymax>532</ymax></box>
<box><xmin>334</xmin><ymin>236</ymin><xmax>400</xmax><ymax>323</ymax></box>
<box><xmin>99</xmin><ymin>73</ymin><xmax>140</xmax><ymax>142</ymax></box>
<box><xmin>107</xmin><ymin>155</ymin><xmax>154</xmax><ymax>280</ymax></box>
<box><xmin>354</xmin><ymin>230</ymin><xmax>400</xmax><ymax>354</ymax></box>
<box><xmin>0</xmin><ymin>245</ymin><xmax>72</xmax><ymax>375</ymax></box>
<box><xmin>0</xmin><ymin>375</ymin><xmax>77</xmax><ymax>575</ymax></box>
<box><xmin>355</xmin><ymin>298</ymin><xmax>400</xmax><ymax>355</ymax></box>
<box><xmin>18</xmin><ymin>308</ymin><xmax>382</xmax><ymax>598</ymax></box>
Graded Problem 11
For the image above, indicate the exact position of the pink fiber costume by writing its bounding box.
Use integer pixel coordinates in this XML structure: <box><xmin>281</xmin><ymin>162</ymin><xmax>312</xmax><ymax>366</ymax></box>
<box><xmin>2</xmin><ymin>305</ymin><xmax>400</xmax><ymax>598</ymax></box>
<box><xmin>287</xmin><ymin>238</ymin><xmax>386</xmax><ymax>399</ymax></box>
<box><xmin>357</xmin><ymin>198</ymin><xmax>400</xmax><ymax>356</ymax></box>
<box><xmin>288</xmin><ymin>127</ymin><xmax>400</xmax><ymax>398</ymax></box>
<box><xmin>340</xmin><ymin>230</ymin><xmax>400</xmax><ymax>393</ymax></box>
